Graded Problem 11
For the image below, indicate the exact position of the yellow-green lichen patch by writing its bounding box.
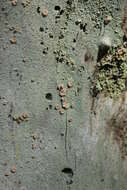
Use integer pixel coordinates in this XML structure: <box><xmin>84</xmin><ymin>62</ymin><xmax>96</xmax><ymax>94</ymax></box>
<box><xmin>93</xmin><ymin>42</ymin><xmax>127</xmax><ymax>98</ymax></box>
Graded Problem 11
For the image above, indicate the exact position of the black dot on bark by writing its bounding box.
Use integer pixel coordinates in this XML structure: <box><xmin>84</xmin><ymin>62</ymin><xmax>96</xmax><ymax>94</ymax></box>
<box><xmin>101</xmin><ymin>178</ymin><xmax>104</xmax><ymax>182</ymax></box>
<box><xmin>40</xmin><ymin>27</ymin><xmax>44</xmax><ymax>32</ymax></box>
<box><xmin>60</xmin><ymin>10</ymin><xmax>64</xmax><ymax>15</ymax></box>
<box><xmin>67</xmin><ymin>0</ymin><xmax>72</xmax><ymax>6</ymax></box>
<box><xmin>45</xmin><ymin>93</ymin><xmax>53</xmax><ymax>100</ymax></box>
<box><xmin>80</xmin><ymin>23</ymin><xmax>87</xmax><ymax>32</ymax></box>
<box><xmin>61</xmin><ymin>168</ymin><xmax>73</xmax><ymax>177</ymax></box>
<box><xmin>54</xmin><ymin>5</ymin><xmax>61</xmax><ymax>11</ymax></box>
<box><xmin>37</xmin><ymin>6</ymin><xmax>40</xmax><ymax>13</ymax></box>
<box><xmin>40</xmin><ymin>41</ymin><xmax>44</xmax><ymax>45</ymax></box>
<box><xmin>1</xmin><ymin>7</ymin><xmax>6</xmax><ymax>11</ymax></box>
<box><xmin>49</xmin><ymin>105</ymin><xmax>52</xmax><ymax>109</ymax></box>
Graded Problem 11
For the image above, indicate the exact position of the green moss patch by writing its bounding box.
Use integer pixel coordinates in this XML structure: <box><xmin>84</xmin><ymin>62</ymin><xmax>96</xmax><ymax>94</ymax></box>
<box><xmin>93</xmin><ymin>43</ymin><xmax>127</xmax><ymax>98</ymax></box>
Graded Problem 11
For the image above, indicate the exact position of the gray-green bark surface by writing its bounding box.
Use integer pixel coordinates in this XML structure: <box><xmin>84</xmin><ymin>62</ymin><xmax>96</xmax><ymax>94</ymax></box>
<box><xmin>0</xmin><ymin>0</ymin><xmax>127</xmax><ymax>190</ymax></box>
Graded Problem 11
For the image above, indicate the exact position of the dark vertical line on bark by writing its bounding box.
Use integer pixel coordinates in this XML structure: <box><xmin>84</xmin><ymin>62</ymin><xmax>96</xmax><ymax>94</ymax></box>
<box><xmin>65</xmin><ymin>111</ymin><xmax>68</xmax><ymax>159</ymax></box>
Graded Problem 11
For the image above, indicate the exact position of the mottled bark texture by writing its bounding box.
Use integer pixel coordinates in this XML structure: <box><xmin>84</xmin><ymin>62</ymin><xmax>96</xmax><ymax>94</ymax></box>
<box><xmin>0</xmin><ymin>0</ymin><xmax>127</xmax><ymax>190</ymax></box>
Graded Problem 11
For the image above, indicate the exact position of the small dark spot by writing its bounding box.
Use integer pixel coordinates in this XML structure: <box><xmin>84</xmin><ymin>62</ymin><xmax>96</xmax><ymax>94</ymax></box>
<box><xmin>90</xmin><ymin>86</ymin><xmax>99</xmax><ymax>97</ymax></box>
<box><xmin>45</xmin><ymin>93</ymin><xmax>53</xmax><ymax>100</ymax></box>
<box><xmin>49</xmin><ymin>105</ymin><xmax>52</xmax><ymax>109</ymax></box>
<box><xmin>75</xmin><ymin>21</ymin><xmax>79</xmax><ymax>25</ymax></box>
<box><xmin>40</xmin><ymin>41</ymin><xmax>44</xmax><ymax>45</ymax></box>
<box><xmin>60</xmin><ymin>9</ymin><xmax>64</xmax><ymax>15</ymax></box>
<box><xmin>43</xmin><ymin>50</ymin><xmax>47</xmax><ymax>54</ymax></box>
<box><xmin>101</xmin><ymin>179</ymin><xmax>104</xmax><ymax>182</ymax></box>
<box><xmin>54</xmin><ymin>146</ymin><xmax>57</xmax><ymax>149</ymax></box>
<box><xmin>115</xmin><ymin>7</ymin><xmax>119</xmax><ymax>11</ymax></box>
<box><xmin>66</xmin><ymin>179</ymin><xmax>73</xmax><ymax>185</ymax></box>
<box><xmin>123</xmin><ymin>35</ymin><xmax>127</xmax><ymax>42</ymax></box>
<box><xmin>75</xmin><ymin>20</ymin><xmax>81</xmax><ymax>25</ymax></box>
<box><xmin>43</xmin><ymin>47</ymin><xmax>48</xmax><ymax>54</ymax></box>
<box><xmin>84</xmin><ymin>49</ymin><xmax>92</xmax><ymax>62</ymax></box>
<box><xmin>60</xmin><ymin>133</ymin><xmax>64</xmax><ymax>136</ymax></box>
<box><xmin>55</xmin><ymin>15</ymin><xmax>60</xmax><ymax>19</ymax></box>
<box><xmin>59</xmin><ymin>34</ymin><xmax>64</xmax><ymax>39</ymax></box>
<box><xmin>40</xmin><ymin>27</ymin><xmax>44</xmax><ymax>32</ymax></box>
<box><xmin>54</xmin><ymin>5</ymin><xmax>61</xmax><ymax>11</ymax></box>
<box><xmin>65</xmin><ymin>21</ymin><xmax>68</xmax><ymax>26</ymax></box>
<box><xmin>1</xmin><ymin>7</ymin><xmax>6</xmax><ymax>11</ymax></box>
<box><xmin>37</xmin><ymin>6</ymin><xmax>40</xmax><ymax>13</ymax></box>
<box><xmin>77</xmin><ymin>87</ymin><xmax>81</xmax><ymax>93</ymax></box>
<box><xmin>67</xmin><ymin>0</ymin><xmax>72</xmax><ymax>6</ymax></box>
<box><xmin>80</xmin><ymin>23</ymin><xmax>87</xmax><ymax>32</ymax></box>
<box><xmin>20</xmin><ymin>74</ymin><xmax>23</xmax><ymax>81</ymax></box>
<box><xmin>61</xmin><ymin>168</ymin><xmax>73</xmax><ymax>177</ymax></box>
<box><xmin>49</xmin><ymin>33</ymin><xmax>53</xmax><ymax>38</ymax></box>
<box><xmin>73</xmin><ymin>38</ymin><xmax>76</xmax><ymax>43</ymax></box>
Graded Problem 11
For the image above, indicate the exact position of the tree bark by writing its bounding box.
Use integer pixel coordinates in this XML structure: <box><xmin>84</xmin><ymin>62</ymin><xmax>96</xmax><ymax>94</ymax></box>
<box><xmin>0</xmin><ymin>0</ymin><xmax>126</xmax><ymax>190</ymax></box>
